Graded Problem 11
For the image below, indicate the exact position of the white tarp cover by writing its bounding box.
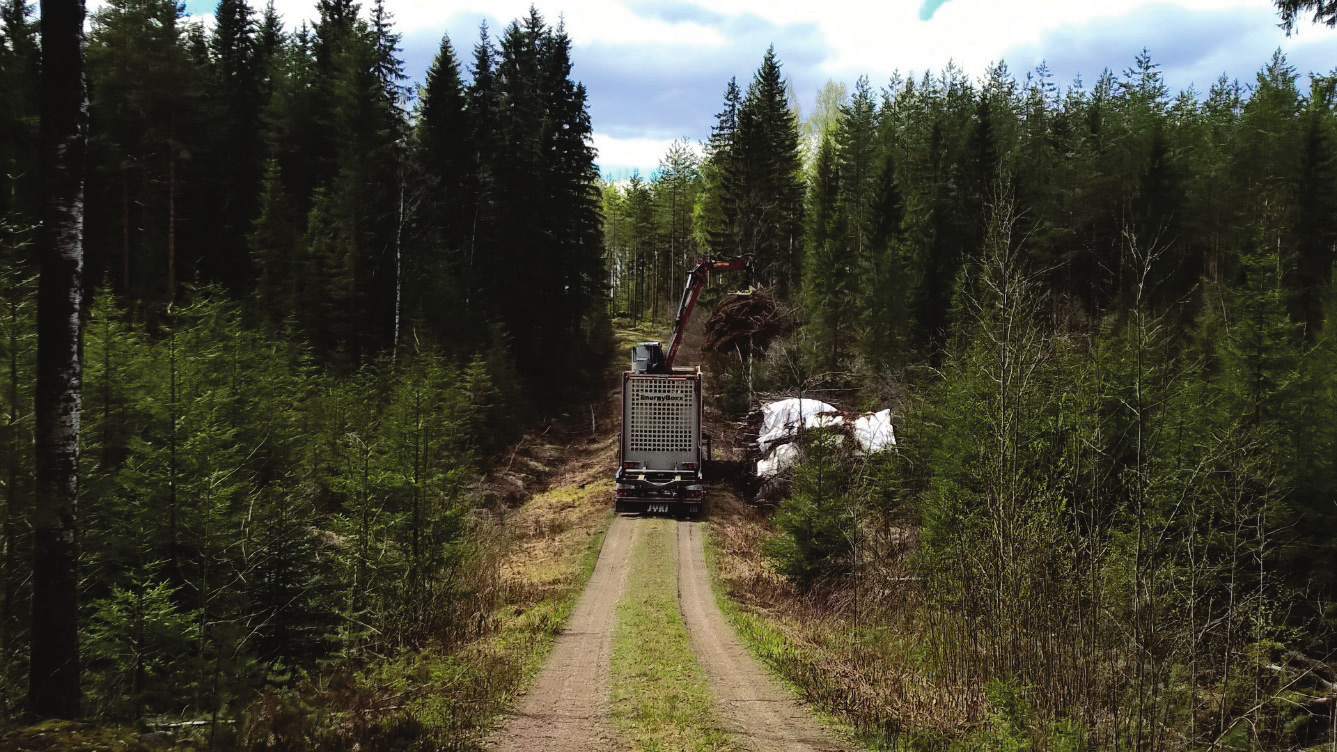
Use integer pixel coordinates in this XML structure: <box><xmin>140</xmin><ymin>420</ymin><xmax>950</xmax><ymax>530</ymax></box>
<box><xmin>853</xmin><ymin>409</ymin><xmax>896</xmax><ymax>453</ymax></box>
<box><xmin>757</xmin><ymin>398</ymin><xmax>839</xmax><ymax>452</ymax></box>
<box><xmin>756</xmin><ymin>442</ymin><xmax>801</xmax><ymax>478</ymax></box>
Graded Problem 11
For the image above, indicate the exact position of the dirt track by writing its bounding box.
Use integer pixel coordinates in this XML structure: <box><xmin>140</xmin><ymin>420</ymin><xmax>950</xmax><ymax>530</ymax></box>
<box><xmin>487</xmin><ymin>515</ymin><xmax>637</xmax><ymax>752</ymax></box>
<box><xmin>677</xmin><ymin>521</ymin><xmax>846</xmax><ymax>751</ymax></box>
<box><xmin>487</xmin><ymin>514</ymin><xmax>845</xmax><ymax>751</ymax></box>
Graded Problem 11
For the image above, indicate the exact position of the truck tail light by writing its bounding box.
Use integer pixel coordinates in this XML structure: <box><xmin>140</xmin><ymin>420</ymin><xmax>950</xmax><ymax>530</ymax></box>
<box><xmin>683</xmin><ymin>463</ymin><xmax>697</xmax><ymax>471</ymax></box>
<box><xmin>622</xmin><ymin>462</ymin><xmax>640</xmax><ymax>470</ymax></box>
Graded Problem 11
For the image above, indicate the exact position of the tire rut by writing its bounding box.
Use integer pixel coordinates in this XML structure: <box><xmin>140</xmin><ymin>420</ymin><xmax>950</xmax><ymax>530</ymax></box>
<box><xmin>487</xmin><ymin>515</ymin><xmax>637</xmax><ymax>752</ymax></box>
<box><xmin>677</xmin><ymin>520</ymin><xmax>848</xmax><ymax>751</ymax></box>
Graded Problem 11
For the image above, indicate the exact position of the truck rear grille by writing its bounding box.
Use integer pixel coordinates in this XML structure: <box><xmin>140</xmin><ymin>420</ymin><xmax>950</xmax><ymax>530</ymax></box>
<box><xmin>628</xmin><ymin>378</ymin><xmax>695</xmax><ymax>453</ymax></box>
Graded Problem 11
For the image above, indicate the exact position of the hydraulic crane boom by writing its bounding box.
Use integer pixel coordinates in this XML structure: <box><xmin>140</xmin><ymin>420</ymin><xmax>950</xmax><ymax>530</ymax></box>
<box><xmin>616</xmin><ymin>255</ymin><xmax>751</xmax><ymax>518</ymax></box>
<box><xmin>664</xmin><ymin>257</ymin><xmax>750</xmax><ymax>369</ymax></box>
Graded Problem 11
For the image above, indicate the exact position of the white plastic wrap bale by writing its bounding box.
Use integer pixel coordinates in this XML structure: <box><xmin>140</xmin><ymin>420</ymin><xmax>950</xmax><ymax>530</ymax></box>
<box><xmin>757</xmin><ymin>398</ymin><xmax>840</xmax><ymax>452</ymax></box>
<box><xmin>756</xmin><ymin>442</ymin><xmax>802</xmax><ymax>478</ymax></box>
<box><xmin>853</xmin><ymin>409</ymin><xmax>896</xmax><ymax>453</ymax></box>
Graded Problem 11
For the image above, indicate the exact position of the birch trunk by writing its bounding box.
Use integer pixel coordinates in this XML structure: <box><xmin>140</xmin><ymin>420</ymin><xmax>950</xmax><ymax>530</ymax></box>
<box><xmin>30</xmin><ymin>0</ymin><xmax>87</xmax><ymax>720</ymax></box>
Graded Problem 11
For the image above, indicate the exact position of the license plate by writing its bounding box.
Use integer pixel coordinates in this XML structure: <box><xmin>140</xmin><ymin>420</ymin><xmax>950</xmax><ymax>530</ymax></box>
<box><xmin>646</xmin><ymin>504</ymin><xmax>670</xmax><ymax>514</ymax></box>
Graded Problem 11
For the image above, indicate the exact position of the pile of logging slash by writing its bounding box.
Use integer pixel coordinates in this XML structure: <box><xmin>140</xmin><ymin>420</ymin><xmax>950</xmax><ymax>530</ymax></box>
<box><xmin>702</xmin><ymin>288</ymin><xmax>792</xmax><ymax>357</ymax></box>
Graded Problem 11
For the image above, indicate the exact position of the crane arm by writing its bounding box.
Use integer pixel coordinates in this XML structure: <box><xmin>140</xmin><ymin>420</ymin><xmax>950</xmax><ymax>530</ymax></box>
<box><xmin>664</xmin><ymin>257</ymin><xmax>750</xmax><ymax>369</ymax></box>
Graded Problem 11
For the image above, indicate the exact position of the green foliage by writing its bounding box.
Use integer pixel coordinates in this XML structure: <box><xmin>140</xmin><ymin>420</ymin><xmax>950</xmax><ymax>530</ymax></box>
<box><xmin>696</xmin><ymin>49</ymin><xmax>805</xmax><ymax>298</ymax></box>
<box><xmin>0</xmin><ymin>215</ymin><xmax>35</xmax><ymax>709</ymax></box>
<box><xmin>594</xmin><ymin>41</ymin><xmax>1337</xmax><ymax>752</ymax></box>
<box><xmin>27</xmin><ymin>284</ymin><xmax>514</xmax><ymax>723</ymax></box>
<box><xmin>766</xmin><ymin>431</ymin><xmax>858</xmax><ymax>587</ymax></box>
<box><xmin>0</xmin><ymin>0</ymin><xmax>39</xmax><ymax>225</ymax></box>
<box><xmin>84</xmin><ymin>573</ymin><xmax>200</xmax><ymax>718</ymax></box>
<box><xmin>1276</xmin><ymin>0</ymin><xmax>1337</xmax><ymax>30</ymax></box>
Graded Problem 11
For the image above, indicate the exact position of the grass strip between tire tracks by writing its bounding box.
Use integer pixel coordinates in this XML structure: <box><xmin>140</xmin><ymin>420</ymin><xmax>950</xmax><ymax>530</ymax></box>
<box><xmin>611</xmin><ymin>518</ymin><xmax>740</xmax><ymax>751</ymax></box>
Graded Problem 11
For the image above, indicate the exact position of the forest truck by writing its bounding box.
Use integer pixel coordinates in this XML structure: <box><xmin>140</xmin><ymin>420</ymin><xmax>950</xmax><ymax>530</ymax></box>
<box><xmin>615</xmin><ymin>257</ymin><xmax>750</xmax><ymax>517</ymax></box>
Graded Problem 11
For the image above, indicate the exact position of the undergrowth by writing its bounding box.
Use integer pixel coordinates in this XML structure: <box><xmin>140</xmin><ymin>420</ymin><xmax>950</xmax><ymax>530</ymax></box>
<box><xmin>704</xmin><ymin>490</ymin><xmax>1013</xmax><ymax>751</ymax></box>
<box><xmin>233</xmin><ymin>491</ymin><xmax>612</xmax><ymax>751</ymax></box>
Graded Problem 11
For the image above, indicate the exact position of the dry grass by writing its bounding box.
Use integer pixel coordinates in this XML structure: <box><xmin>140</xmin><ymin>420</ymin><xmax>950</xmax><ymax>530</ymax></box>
<box><xmin>705</xmin><ymin>490</ymin><xmax>990</xmax><ymax>749</ymax></box>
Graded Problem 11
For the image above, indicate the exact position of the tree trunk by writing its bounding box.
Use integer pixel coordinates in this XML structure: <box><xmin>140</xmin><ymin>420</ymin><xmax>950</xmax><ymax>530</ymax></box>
<box><xmin>167</xmin><ymin>109</ymin><xmax>177</xmax><ymax>304</ymax></box>
<box><xmin>393</xmin><ymin>152</ymin><xmax>404</xmax><ymax>361</ymax></box>
<box><xmin>121</xmin><ymin>164</ymin><xmax>130</xmax><ymax>294</ymax></box>
<box><xmin>30</xmin><ymin>0</ymin><xmax>86</xmax><ymax>721</ymax></box>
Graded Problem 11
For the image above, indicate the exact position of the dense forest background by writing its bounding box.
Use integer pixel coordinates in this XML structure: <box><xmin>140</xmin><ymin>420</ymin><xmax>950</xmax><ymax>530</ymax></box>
<box><xmin>4</xmin><ymin>0</ymin><xmax>1337</xmax><ymax>747</ymax></box>
<box><xmin>606</xmin><ymin>44</ymin><xmax>1337</xmax><ymax>751</ymax></box>
<box><xmin>1</xmin><ymin>0</ymin><xmax>605</xmax><ymax>730</ymax></box>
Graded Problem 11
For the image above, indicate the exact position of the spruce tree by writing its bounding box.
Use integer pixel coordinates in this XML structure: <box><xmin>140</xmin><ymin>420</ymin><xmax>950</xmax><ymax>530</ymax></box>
<box><xmin>1291</xmin><ymin>75</ymin><xmax>1337</xmax><ymax>336</ymax></box>
<box><xmin>542</xmin><ymin>21</ymin><xmax>604</xmax><ymax>350</ymax></box>
<box><xmin>700</xmin><ymin>77</ymin><xmax>742</xmax><ymax>260</ymax></box>
<box><xmin>408</xmin><ymin>32</ymin><xmax>472</xmax><ymax>353</ymax></box>
<box><xmin>1276</xmin><ymin>0</ymin><xmax>1337</xmax><ymax>30</ymax></box>
<box><xmin>0</xmin><ymin>0</ymin><xmax>40</xmax><ymax>225</ymax></box>
<box><xmin>249</xmin><ymin>159</ymin><xmax>302</xmax><ymax>322</ymax></box>
<box><xmin>417</xmin><ymin>32</ymin><xmax>469</xmax><ymax>254</ymax></box>
<box><xmin>861</xmin><ymin>149</ymin><xmax>909</xmax><ymax>366</ymax></box>
<box><xmin>835</xmin><ymin>76</ymin><xmax>880</xmax><ymax>276</ymax></box>
<box><xmin>207</xmin><ymin>0</ymin><xmax>264</xmax><ymax>294</ymax></box>
<box><xmin>654</xmin><ymin>139</ymin><xmax>701</xmax><ymax>301</ymax></box>
<box><xmin>734</xmin><ymin>47</ymin><xmax>805</xmax><ymax>298</ymax></box>
<box><xmin>804</xmin><ymin>135</ymin><xmax>852</xmax><ymax>366</ymax></box>
<box><xmin>86</xmin><ymin>0</ymin><xmax>206</xmax><ymax>302</ymax></box>
<box><xmin>0</xmin><ymin>218</ymin><xmax>35</xmax><ymax>711</ymax></box>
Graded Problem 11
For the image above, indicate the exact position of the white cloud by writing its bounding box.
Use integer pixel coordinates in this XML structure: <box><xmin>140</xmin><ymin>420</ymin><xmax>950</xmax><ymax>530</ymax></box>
<box><xmin>592</xmin><ymin>132</ymin><xmax>695</xmax><ymax>177</ymax></box>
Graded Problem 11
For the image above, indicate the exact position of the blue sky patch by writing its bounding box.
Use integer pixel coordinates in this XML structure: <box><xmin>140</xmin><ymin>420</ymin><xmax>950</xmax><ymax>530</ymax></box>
<box><xmin>919</xmin><ymin>0</ymin><xmax>952</xmax><ymax>21</ymax></box>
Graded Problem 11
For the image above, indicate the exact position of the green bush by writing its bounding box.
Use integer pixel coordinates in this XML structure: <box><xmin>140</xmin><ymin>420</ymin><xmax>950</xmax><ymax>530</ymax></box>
<box><xmin>765</xmin><ymin>430</ymin><xmax>856</xmax><ymax>587</ymax></box>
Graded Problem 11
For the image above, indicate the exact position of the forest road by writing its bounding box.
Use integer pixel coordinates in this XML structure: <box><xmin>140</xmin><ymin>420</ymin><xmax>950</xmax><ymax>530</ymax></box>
<box><xmin>487</xmin><ymin>513</ymin><xmax>845</xmax><ymax>751</ymax></box>
<box><xmin>677</xmin><ymin>520</ymin><xmax>848</xmax><ymax>751</ymax></box>
<box><xmin>486</xmin><ymin>514</ymin><xmax>638</xmax><ymax>752</ymax></box>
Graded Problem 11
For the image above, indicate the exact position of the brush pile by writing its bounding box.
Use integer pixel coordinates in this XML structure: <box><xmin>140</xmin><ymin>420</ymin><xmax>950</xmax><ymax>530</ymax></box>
<box><xmin>702</xmin><ymin>288</ymin><xmax>792</xmax><ymax>357</ymax></box>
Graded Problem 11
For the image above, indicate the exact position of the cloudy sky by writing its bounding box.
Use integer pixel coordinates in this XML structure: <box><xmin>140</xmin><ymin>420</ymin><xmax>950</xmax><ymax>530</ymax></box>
<box><xmin>173</xmin><ymin>0</ymin><xmax>1337</xmax><ymax>179</ymax></box>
